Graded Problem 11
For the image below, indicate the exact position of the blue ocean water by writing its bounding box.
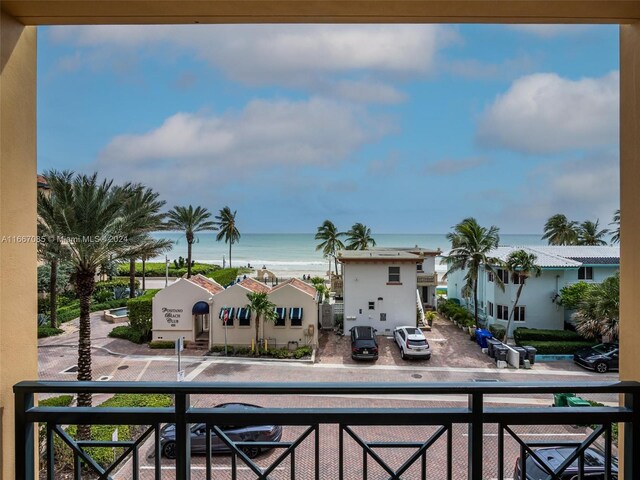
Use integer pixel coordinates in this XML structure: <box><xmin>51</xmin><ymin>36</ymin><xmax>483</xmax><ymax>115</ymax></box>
<box><xmin>150</xmin><ymin>232</ymin><xmax>546</xmax><ymax>276</ymax></box>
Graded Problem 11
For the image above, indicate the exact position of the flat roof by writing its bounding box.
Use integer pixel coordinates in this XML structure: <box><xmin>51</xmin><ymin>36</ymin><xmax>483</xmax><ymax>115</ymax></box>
<box><xmin>337</xmin><ymin>250</ymin><xmax>422</xmax><ymax>263</ymax></box>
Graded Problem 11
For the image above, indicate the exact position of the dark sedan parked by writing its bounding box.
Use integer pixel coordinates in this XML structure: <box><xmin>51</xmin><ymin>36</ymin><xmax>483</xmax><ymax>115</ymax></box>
<box><xmin>350</xmin><ymin>326</ymin><xmax>379</xmax><ymax>360</ymax></box>
<box><xmin>573</xmin><ymin>343</ymin><xmax>619</xmax><ymax>373</ymax></box>
<box><xmin>514</xmin><ymin>446</ymin><xmax>618</xmax><ymax>479</ymax></box>
<box><xmin>159</xmin><ymin>403</ymin><xmax>282</xmax><ymax>459</ymax></box>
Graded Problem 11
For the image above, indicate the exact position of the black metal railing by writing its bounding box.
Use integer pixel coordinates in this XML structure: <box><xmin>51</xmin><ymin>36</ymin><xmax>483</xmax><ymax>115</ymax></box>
<box><xmin>15</xmin><ymin>381</ymin><xmax>640</xmax><ymax>480</ymax></box>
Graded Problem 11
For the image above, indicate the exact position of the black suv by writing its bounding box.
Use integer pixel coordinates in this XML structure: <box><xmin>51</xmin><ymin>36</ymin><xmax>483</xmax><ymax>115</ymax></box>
<box><xmin>350</xmin><ymin>326</ymin><xmax>378</xmax><ymax>360</ymax></box>
<box><xmin>514</xmin><ymin>446</ymin><xmax>618</xmax><ymax>479</ymax></box>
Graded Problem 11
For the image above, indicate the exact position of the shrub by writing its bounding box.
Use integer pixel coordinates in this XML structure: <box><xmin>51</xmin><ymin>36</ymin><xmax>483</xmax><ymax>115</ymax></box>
<box><xmin>149</xmin><ymin>340</ymin><xmax>176</xmax><ymax>349</ymax></box>
<box><xmin>514</xmin><ymin>327</ymin><xmax>587</xmax><ymax>344</ymax></box>
<box><xmin>127</xmin><ymin>294</ymin><xmax>155</xmax><ymax>340</ymax></box>
<box><xmin>489</xmin><ymin>324</ymin><xmax>506</xmax><ymax>339</ymax></box>
<box><xmin>210</xmin><ymin>268</ymin><xmax>239</xmax><ymax>287</ymax></box>
<box><xmin>39</xmin><ymin>395</ymin><xmax>73</xmax><ymax>407</ymax></box>
<box><xmin>38</xmin><ymin>326</ymin><xmax>64</xmax><ymax>338</ymax></box>
<box><xmin>117</xmin><ymin>261</ymin><xmax>222</xmax><ymax>278</ymax></box>
<box><xmin>108</xmin><ymin>325</ymin><xmax>146</xmax><ymax>344</ymax></box>
<box><xmin>523</xmin><ymin>340</ymin><xmax>596</xmax><ymax>355</ymax></box>
<box><xmin>293</xmin><ymin>346</ymin><xmax>313</xmax><ymax>359</ymax></box>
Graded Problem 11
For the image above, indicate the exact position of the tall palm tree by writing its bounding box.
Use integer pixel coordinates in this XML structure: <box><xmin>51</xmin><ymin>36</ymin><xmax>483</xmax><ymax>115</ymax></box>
<box><xmin>133</xmin><ymin>235</ymin><xmax>174</xmax><ymax>291</ymax></box>
<box><xmin>315</xmin><ymin>220</ymin><xmax>345</xmax><ymax>275</ymax></box>
<box><xmin>214</xmin><ymin>206</ymin><xmax>241</xmax><ymax>268</ymax></box>
<box><xmin>502</xmin><ymin>249</ymin><xmax>541</xmax><ymax>342</ymax></box>
<box><xmin>541</xmin><ymin>214</ymin><xmax>579</xmax><ymax>245</ymax></box>
<box><xmin>165</xmin><ymin>205</ymin><xmax>217</xmax><ymax>278</ymax></box>
<box><xmin>610</xmin><ymin>209</ymin><xmax>620</xmax><ymax>244</ymax></box>
<box><xmin>122</xmin><ymin>185</ymin><xmax>168</xmax><ymax>298</ymax></box>
<box><xmin>345</xmin><ymin>223</ymin><xmax>376</xmax><ymax>250</ymax></box>
<box><xmin>574</xmin><ymin>273</ymin><xmax>619</xmax><ymax>341</ymax></box>
<box><xmin>444</xmin><ymin>218</ymin><xmax>504</xmax><ymax>325</ymax></box>
<box><xmin>37</xmin><ymin>171</ymin><xmax>73</xmax><ymax>329</ymax></box>
<box><xmin>245</xmin><ymin>292</ymin><xmax>277</xmax><ymax>355</ymax></box>
<box><xmin>38</xmin><ymin>171</ymin><xmax>142</xmax><ymax>439</ymax></box>
<box><xmin>577</xmin><ymin>219</ymin><xmax>609</xmax><ymax>246</ymax></box>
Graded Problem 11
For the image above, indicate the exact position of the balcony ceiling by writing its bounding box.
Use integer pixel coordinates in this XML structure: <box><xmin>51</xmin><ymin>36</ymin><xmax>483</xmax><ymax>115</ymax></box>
<box><xmin>2</xmin><ymin>0</ymin><xmax>640</xmax><ymax>25</ymax></box>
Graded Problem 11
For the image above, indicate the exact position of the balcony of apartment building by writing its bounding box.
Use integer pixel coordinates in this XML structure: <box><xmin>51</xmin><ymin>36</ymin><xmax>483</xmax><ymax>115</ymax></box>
<box><xmin>3</xmin><ymin>2</ymin><xmax>640</xmax><ymax>480</ymax></box>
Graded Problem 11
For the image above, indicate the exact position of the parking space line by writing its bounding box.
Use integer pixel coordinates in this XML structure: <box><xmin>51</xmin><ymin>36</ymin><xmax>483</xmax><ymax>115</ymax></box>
<box><xmin>135</xmin><ymin>360</ymin><xmax>152</xmax><ymax>381</ymax></box>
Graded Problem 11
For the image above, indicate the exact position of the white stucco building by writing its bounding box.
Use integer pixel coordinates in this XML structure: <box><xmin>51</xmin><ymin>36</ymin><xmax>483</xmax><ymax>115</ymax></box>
<box><xmin>152</xmin><ymin>274</ymin><xmax>224</xmax><ymax>342</ymax></box>
<box><xmin>209</xmin><ymin>277</ymin><xmax>319</xmax><ymax>349</ymax></box>
<box><xmin>338</xmin><ymin>250</ymin><xmax>420</xmax><ymax>335</ymax></box>
<box><xmin>446</xmin><ymin>245</ymin><xmax>620</xmax><ymax>334</ymax></box>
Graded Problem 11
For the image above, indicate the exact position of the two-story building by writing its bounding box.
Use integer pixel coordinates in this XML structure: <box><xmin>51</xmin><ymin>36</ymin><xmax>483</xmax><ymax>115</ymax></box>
<box><xmin>338</xmin><ymin>250</ymin><xmax>422</xmax><ymax>335</ymax></box>
<box><xmin>446</xmin><ymin>245</ymin><xmax>619</xmax><ymax>334</ymax></box>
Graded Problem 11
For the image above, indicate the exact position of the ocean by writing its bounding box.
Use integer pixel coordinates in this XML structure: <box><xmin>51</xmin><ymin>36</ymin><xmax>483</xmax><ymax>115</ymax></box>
<box><xmin>149</xmin><ymin>232</ymin><xmax>546</xmax><ymax>278</ymax></box>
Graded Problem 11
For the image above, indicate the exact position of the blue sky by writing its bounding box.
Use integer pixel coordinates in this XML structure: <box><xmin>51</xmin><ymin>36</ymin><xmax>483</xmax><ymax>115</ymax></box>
<box><xmin>38</xmin><ymin>24</ymin><xmax>619</xmax><ymax>234</ymax></box>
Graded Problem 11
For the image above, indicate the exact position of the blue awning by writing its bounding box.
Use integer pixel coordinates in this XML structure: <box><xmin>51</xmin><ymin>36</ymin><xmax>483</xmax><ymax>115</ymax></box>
<box><xmin>290</xmin><ymin>307</ymin><xmax>303</xmax><ymax>321</ymax></box>
<box><xmin>274</xmin><ymin>307</ymin><xmax>286</xmax><ymax>320</ymax></box>
<box><xmin>192</xmin><ymin>301</ymin><xmax>209</xmax><ymax>314</ymax></box>
<box><xmin>237</xmin><ymin>308</ymin><xmax>251</xmax><ymax>321</ymax></box>
<box><xmin>219</xmin><ymin>307</ymin><xmax>235</xmax><ymax>320</ymax></box>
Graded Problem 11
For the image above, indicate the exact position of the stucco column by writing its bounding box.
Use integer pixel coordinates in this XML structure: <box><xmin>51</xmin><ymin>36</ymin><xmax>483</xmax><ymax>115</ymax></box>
<box><xmin>0</xmin><ymin>9</ymin><xmax>38</xmax><ymax>480</ymax></box>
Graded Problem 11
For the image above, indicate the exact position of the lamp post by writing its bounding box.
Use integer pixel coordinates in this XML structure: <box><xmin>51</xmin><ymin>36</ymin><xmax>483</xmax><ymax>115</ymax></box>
<box><xmin>165</xmin><ymin>255</ymin><xmax>170</xmax><ymax>287</ymax></box>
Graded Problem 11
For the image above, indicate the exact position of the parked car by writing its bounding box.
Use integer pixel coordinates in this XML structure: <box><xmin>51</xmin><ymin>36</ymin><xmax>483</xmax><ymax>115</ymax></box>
<box><xmin>159</xmin><ymin>403</ymin><xmax>282</xmax><ymax>459</ymax></box>
<box><xmin>393</xmin><ymin>326</ymin><xmax>431</xmax><ymax>360</ymax></box>
<box><xmin>514</xmin><ymin>446</ymin><xmax>618</xmax><ymax>479</ymax></box>
<box><xmin>350</xmin><ymin>326</ymin><xmax>378</xmax><ymax>360</ymax></box>
<box><xmin>573</xmin><ymin>343</ymin><xmax>619</xmax><ymax>373</ymax></box>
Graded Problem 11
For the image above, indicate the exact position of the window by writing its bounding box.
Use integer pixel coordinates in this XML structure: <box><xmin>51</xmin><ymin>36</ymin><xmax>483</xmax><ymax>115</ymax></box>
<box><xmin>513</xmin><ymin>274</ymin><xmax>526</xmax><ymax>285</ymax></box>
<box><xmin>219</xmin><ymin>307</ymin><xmax>235</xmax><ymax>326</ymax></box>
<box><xmin>416</xmin><ymin>263</ymin><xmax>423</xmax><ymax>271</ymax></box>
<box><xmin>497</xmin><ymin>305</ymin><xmax>509</xmax><ymax>320</ymax></box>
<box><xmin>488</xmin><ymin>272</ymin><xmax>494</xmax><ymax>282</ymax></box>
<box><xmin>290</xmin><ymin>307</ymin><xmax>303</xmax><ymax>327</ymax></box>
<box><xmin>578</xmin><ymin>266</ymin><xmax>593</xmax><ymax>280</ymax></box>
<box><xmin>237</xmin><ymin>307</ymin><xmax>251</xmax><ymax>326</ymax></box>
<box><xmin>368</xmin><ymin>301</ymin><xmax>375</xmax><ymax>310</ymax></box>
<box><xmin>497</xmin><ymin>269</ymin><xmax>509</xmax><ymax>284</ymax></box>
<box><xmin>513</xmin><ymin>306</ymin><xmax>526</xmax><ymax>322</ymax></box>
<box><xmin>488</xmin><ymin>302</ymin><xmax>494</xmax><ymax>317</ymax></box>
<box><xmin>388</xmin><ymin>266</ymin><xmax>401</xmax><ymax>283</ymax></box>
<box><xmin>380</xmin><ymin>313</ymin><xmax>386</xmax><ymax>322</ymax></box>
<box><xmin>274</xmin><ymin>307</ymin><xmax>286</xmax><ymax>327</ymax></box>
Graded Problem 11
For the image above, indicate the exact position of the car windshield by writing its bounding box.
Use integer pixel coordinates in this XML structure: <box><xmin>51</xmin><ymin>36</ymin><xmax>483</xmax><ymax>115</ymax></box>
<box><xmin>408</xmin><ymin>339</ymin><xmax>427</xmax><ymax>347</ymax></box>
<box><xmin>592</xmin><ymin>344</ymin><xmax>618</xmax><ymax>354</ymax></box>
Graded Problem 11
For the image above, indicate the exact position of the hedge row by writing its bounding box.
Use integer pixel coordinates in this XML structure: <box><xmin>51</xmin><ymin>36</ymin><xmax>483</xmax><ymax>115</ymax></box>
<box><xmin>208</xmin><ymin>345</ymin><xmax>312</xmax><ymax>359</ymax></box>
<box><xmin>117</xmin><ymin>262</ymin><xmax>222</xmax><ymax>278</ymax></box>
<box><xmin>57</xmin><ymin>298</ymin><xmax>129</xmax><ymax>323</ymax></box>
<box><xmin>514</xmin><ymin>327</ymin><xmax>587</xmax><ymax>343</ymax></box>
<box><xmin>37</xmin><ymin>326</ymin><xmax>64</xmax><ymax>338</ymax></box>
<box><xmin>127</xmin><ymin>290</ymin><xmax>159</xmax><ymax>340</ymax></box>
<box><xmin>39</xmin><ymin>395</ymin><xmax>73</xmax><ymax>407</ymax></box>
<box><xmin>108</xmin><ymin>325</ymin><xmax>147</xmax><ymax>344</ymax></box>
<box><xmin>437</xmin><ymin>299</ymin><xmax>476</xmax><ymax>327</ymax></box>
<box><xmin>489</xmin><ymin>324</ymin><xmax>506</xmax><ymax>339</ymax></box>
<box><xmin>522</xmin><ymin>340</ymin><xmax>596</xmax><ymax>355</ymax></box>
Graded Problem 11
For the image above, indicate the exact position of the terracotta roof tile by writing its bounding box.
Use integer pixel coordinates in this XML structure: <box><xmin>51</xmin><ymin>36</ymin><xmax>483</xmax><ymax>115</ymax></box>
<box><xmin>271</xmin><ymin>278</ymin><xmax>318</xmax><ymax>298</ymax></box>
<box><xmin>239</xmin><ymin>277</ymin><xmax>271</xmax><ymax>294</ymax></box>
<box><xmin>187</xmin><ymin>274</ymin><xmax>224</xmax><ymax>295</ymax></box>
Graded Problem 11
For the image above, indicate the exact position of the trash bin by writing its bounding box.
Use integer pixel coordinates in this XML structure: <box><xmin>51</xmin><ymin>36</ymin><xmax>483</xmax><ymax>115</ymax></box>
<box><xmin>475</xmin><ymin>329</ymin><xmax>492</xmax><ymax>349</ymax></box>
<box><xmin>567</xmin><ymin>396</ymin><xmax>592</xmax><ymax>407</ymax></box>
<box><xmin>486</xmin><ymin>338</ymin><xmax>501</xmax><ymax>358</ymax></box>
<box><xmin>494</xmin><ymin>344</ymin><xmax>508</xmax><ymax>362</ymax></box>
<box><xmin>523</xmin><ymin>346</ymin><xmax>537</xmax><ymax>365</ymax></box>
<box><xmin>553</xmin><ymin>393</ymin><xmax>576</xmax><ymax>407</ymax></box>
<box><xmin>512</xmin><ymin>346</ymin><xmax>527</xmax><ymax>366</ymax></box>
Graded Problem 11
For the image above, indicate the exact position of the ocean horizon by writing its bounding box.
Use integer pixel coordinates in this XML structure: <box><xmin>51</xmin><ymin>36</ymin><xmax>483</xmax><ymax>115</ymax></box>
<box><xmin>149</xmin><ymin>232</ymin><xmax>547</xmax><ymax>277</ymax></box>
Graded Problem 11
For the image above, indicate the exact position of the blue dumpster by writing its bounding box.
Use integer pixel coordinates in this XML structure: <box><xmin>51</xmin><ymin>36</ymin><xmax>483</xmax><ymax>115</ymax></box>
<box><xmin>475</xmin><ymin>329</ymin><xmax>493</xmax><ymax>349</ymax></box>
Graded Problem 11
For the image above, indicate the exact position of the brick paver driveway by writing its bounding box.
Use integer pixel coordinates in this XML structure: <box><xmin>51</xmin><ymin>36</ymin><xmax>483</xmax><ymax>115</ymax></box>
<box><xmin>317</xmin><ymin>315</ymin><xmax>495</xmax><ymax>368</ymax></box>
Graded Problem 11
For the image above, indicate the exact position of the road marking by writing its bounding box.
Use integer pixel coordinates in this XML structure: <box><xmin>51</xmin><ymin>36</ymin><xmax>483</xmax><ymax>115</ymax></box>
<box><xmin>184</xmin><ymin>360</ymin><xmax>212</xmax><ymax>381</ymax></box>
<box><xmin>135</xmin><ymin>360</ymin><xmax>153</xmax><ymax>381</ymax></box>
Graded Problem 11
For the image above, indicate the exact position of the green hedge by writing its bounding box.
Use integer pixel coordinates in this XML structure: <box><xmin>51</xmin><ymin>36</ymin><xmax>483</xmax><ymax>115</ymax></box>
<box><xmin>56</xmin><ymin>298</ymin><xmax>129</xmax><ymax>323</ymax></box>
<box><xmin>522</xmin><ymin>340</ymin><xmax>596</xmax><ymax>355</ymax></box>
<box><xmin>108</xmin><ymin>325</ymin><xmax>146</xmax><ymax>344</ymax></box>
<box><xmin>37</xmin><ymin>326</ymin><xmax>64</xmax><ymax>338</ymax></box>
<box><xmin>127</xmin><ymin>290</ymin><xmax>158</xmax><ymax>340</ymax></box>
<box><xmin>209</xmin><ymin>345</ymin><xmax>312</xmax><ymax>359</ymax></box>
<box><xmin>117</xmin><ymin>261</ymin><xmax>222</xmax><ymax>277</ymax></box>
<box><xmin>489</xmin><ymin>324</ymin><xmax>506</xmax><ymax>339</ymax></box>
<box><xmin>514</xmin><ymin>327</ymin><xmax>587</xmax><ymax>343</ymax></box>
<box><xmin>39</xmin><ymin>395</ymin><xmax>73</xmax><ymax>407</ymax></box>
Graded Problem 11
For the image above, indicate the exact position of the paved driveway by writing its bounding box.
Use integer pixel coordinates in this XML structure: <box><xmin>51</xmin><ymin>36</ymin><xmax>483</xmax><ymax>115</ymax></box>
<box><xmin>317</xmin><ymin>314</ymin><xmax>496</xmax><ymax>368</ymax></box>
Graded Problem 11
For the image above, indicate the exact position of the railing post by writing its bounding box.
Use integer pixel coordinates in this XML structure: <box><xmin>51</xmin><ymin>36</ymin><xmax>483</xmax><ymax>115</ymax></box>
<box><xmin>175</xmin><ymin>392</ymin><xmax>191</xmax><ymax>480</ymax></box>
<box><xmin>624</xmin><ymin>389</ymin><xmax>639</xmax><ymax>480</ymax></box>
<box><xmin>14</xmin><ymin>387</ymin><xmax>35</xmax><ymax>480</ymax></box>
<box><xmin>468</xmin><ymin>392</ymin><xmax>483</xmax><ymax>480</ymax></box>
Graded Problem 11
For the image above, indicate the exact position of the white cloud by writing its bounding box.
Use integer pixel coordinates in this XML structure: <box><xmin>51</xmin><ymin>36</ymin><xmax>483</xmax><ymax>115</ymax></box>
<box><xmin>446</xmin><ymin>55</ymin><xmax>537</xmax><ymax>80</ymax></box>
<box><xmin>330</xmin><ymin>80</ymin><xmax>406</xmax><ymax>104</ymax></box>
<box><xmin>508</xmin><ymin>25</ymin><xmax>592</xmax><ymax>38</ymax></box>
<box><xmin>48</xmin><ymin>24</ymin><xmax>457</xmax><ymax>86</ymax></box>
<box><xmin>476</xmin><ymin>71</ymin><xmax>619</xmax><ymax>154</ymax></box>
<box><xmin>428</xmin><ymin>156</ymin><xmax>491</xmax><ymax>175</ymax></box>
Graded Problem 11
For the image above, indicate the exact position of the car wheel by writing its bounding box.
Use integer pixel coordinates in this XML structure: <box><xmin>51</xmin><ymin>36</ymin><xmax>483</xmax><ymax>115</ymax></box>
<box><xmin>595</xmin><ymin>361</ymin><xmax>609</xmax><ymax>373</ymax></box>
<box><xmin>162</xmin><ymin>441</ymin><xmax>177</xmax><ymax>460</ymax></box>
<box><xmin>425</xmin><ymin>355</ymin><xmax>431</xmax><ymax>361</ymax></box>
<box><xmin>400</xmin><ymin>349</ymin><xmax>406</xmax><ymax>360</ymax></box>
<box><xmin>241</xmin><ymin>444</ymin><xmax>260</xmax><ymax>459</ymax></box>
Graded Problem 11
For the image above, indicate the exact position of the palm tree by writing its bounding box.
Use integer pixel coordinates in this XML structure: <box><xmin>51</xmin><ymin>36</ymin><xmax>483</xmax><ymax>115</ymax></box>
<box><xmin>345</xmin><ymin>223</ymin><xmax>376</xmax><ymax>250</ymax></box>
<box><xmin>315</xmin><ymin>220</ymin><xmax>345</xmax><ymax>275</ymax></box>
<box><xmin>541</xmin><ymin>214</ymin><xmax>579</xmax><ymax>245</ymax></box>
<box><xmin>574</xmin><ymin>273</ymin><xmax>619</xmax><ymax>341</ymax></box>
<box><xmin>165</xmin><ymin>205</ymin><xmax>217</xmax><ymax>278</ymax></box>
<box><xmin>122</xmin><ymin>185</ymin><xmax>168</xmax><ymax>297</ymax></box>
<box><xmin>133</xmin><ymin>236</ymin><xmax>174</xmax><ymax>291</ymax></box>
<box><xmin>37</xmin><ymin>171</ymin><xmax>142</xmax><ymax>439</ymax></box>
<box><xmin>37</xmin><ymin>171</ymin><xmax>73</xmax><ymax>329</ymax></box>
<box><xmin>245</xmin><ymin>292</ymin><xmax>277</xmax><ymax>355</ymax></box>
<box><xmin>214</xmin><ymin>206</ymin><xmax>241</xmax><ymax>268</ymax></box>
<box><xmin>577</xmin><ymin>219</ymin><xmax>609</xmax><ymax>246</ymax></box>
<box><xmin>502</xmin><ymin>250</ymin><xmax>541</xmax><ymax>342</ymax></box>
<box><xmin>610</xmin><ymin>209</ymin><xmax>620</xmax><ymax>244</ymax></box>
<box><xmin>444</xmin><ymin>218</ymin><xmax>504</xmax><ymax>325</ymax></box>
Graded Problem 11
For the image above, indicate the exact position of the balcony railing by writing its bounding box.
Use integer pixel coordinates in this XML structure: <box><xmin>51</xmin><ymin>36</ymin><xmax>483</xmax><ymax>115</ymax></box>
<box><xmin>15</xmin><ymin>381</ymin><xmax>640</xmax><ymax>480</ymax></box>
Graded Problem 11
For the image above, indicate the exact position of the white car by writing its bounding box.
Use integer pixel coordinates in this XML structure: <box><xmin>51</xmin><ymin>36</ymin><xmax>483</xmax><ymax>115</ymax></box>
<box><xmin>393</xmin><ymin>326</ymin><xmax>431</xmax><ymax>360</ymax></box>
